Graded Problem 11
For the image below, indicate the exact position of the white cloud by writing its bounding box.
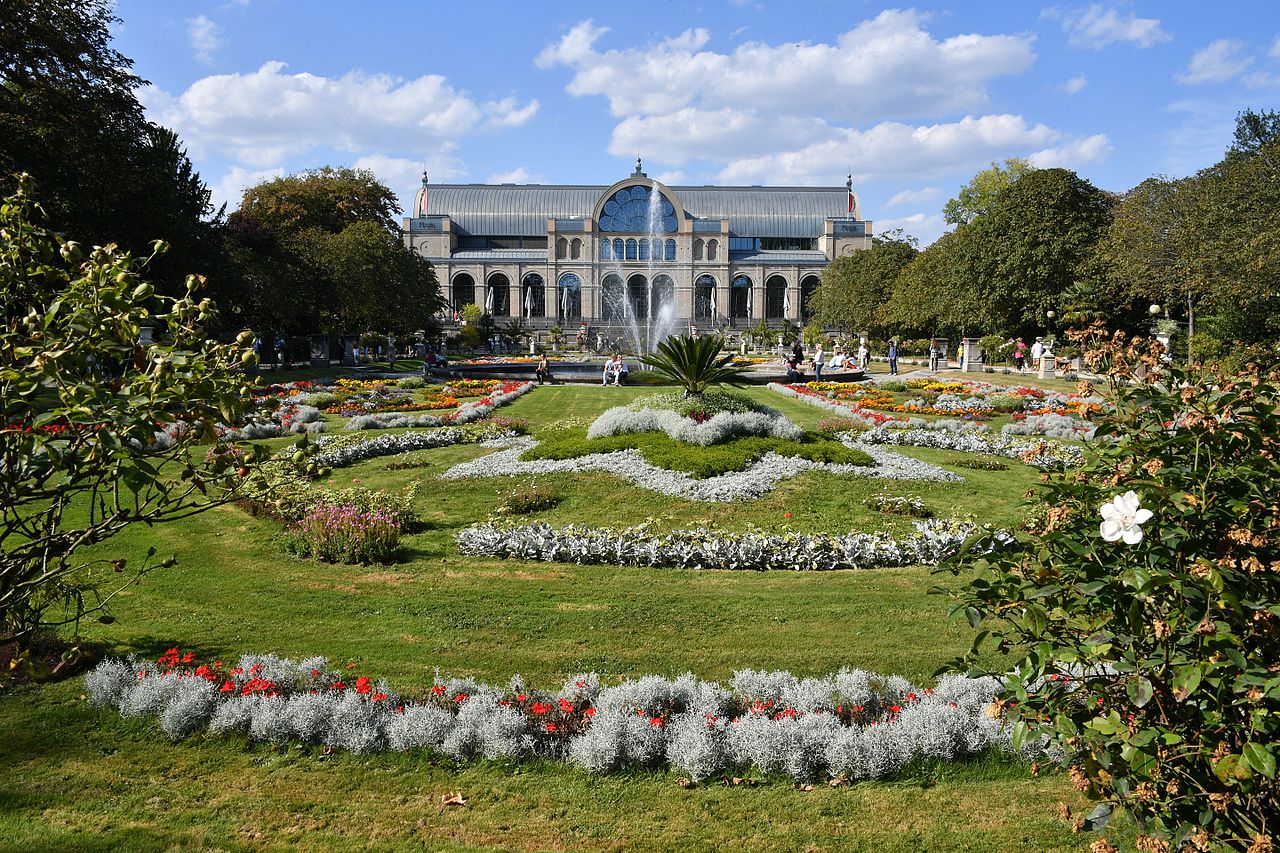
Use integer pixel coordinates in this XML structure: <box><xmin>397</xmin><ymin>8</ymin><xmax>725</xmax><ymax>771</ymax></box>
<box><xmin>885</xmin><ymin>187</ymin><xmax>940</xmax><ymax>208</ymax></box>
<box><xmin>187</xmin><ymin>15</ymin><xmax>223</xmax><ymax>65</ymax></box>
<box><xmin>1177</xmin><ymin>39</ymin><xmax>1253</xmax><ymax>84</ymax></box>
<box><xmin>1027</xmin><ymin>133</ymin><xmax>1113</xmax><ymax>167</ymax></box>
<box><xmin>353</xmin><ymin>153</ymin><xmax>469</xmax><ymax>216</ymax></box>
<box><xmin>875</xmin><ymin>212</ymin><xmax>948</xmax><ymax>247</ymax></box>
<box><xmin>486</xmin><ymin>167</ymin><xmax>537</xmax><ymax>183</ymax></box>
<box><xmin>538</xmin><ymin>12</ymin><xmax>1035</xmax><ymax>123</ymax></box>
<box><xmin>141</xmin><ymin>61</ymin><xmax>538</xmax><ymax>166</ymax></box>
<box><xmin>1272</xmin><ymin>35</ymin><xmax>1280</xmax><ymax>59</ymax></box>
<box><xmin>1043</xmin><ymin>5</ymin><xmax>1170</xmax><ymax>49</ymax></box>
<box><xmin>713</xmin><ymin>115</ymin><xmax>1108</xmax><ymax>186</ymax></box>
<box><xmin>1063</xmin><ymin>74</ymin><xmax>1087</xmax><ymax>94</ymax></box>
<box><xmin>209</xmin><ymin>165</ymin><xmax>283</xmax><ymax>211</ymax></box>
<box><xmin>653</xmin><ymin>170</ymin><xmax>688</xmax><ymax>184</ymax></box>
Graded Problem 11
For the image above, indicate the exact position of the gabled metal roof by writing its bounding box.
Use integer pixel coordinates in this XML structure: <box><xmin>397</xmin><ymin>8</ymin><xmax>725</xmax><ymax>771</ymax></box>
<box><xmin>417</xmin><ymin>184</ymin><xmax>856</xmax><ymax>239</ymax></box>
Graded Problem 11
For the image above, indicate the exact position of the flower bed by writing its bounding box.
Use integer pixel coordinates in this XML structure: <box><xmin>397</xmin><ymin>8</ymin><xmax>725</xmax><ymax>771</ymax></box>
<box><xmin>86</xmin><ymin>650</ymin><xmax>1047</xmax><ymax>783</ymax></box>
<box><xmin>1002</xmin><ymin>412</ymin><xmax>1097</xmax><ymax>440</ymax></box>
<box><xmin>768</xmin><ymin>383</ymin><xmax>896</xmax><ymax>427</ymax></box>
<box><xmin>857</xmin><ymin>426</ymin><xmax>1085</xmax><ymax>469</ymax></box>
<box><xmin>588</xmin><ymin>407</ymin><xmax>804</xmax><ymax>445</ymax></box>
<box><xmin>285</xmin><ymin>503</ymin><xmax>401</xmax><ymax>563</ymax></box>
<box><xmin>448</xmin><ymin>381</ymin><xmax>534</xmax><ymax>424</ymax></box>
<box><xmin>440</xmin><ymin>436</ymin><xmax>958</xmax><ymax>502</ymax></box>
<box><xmin>456</xmin><ymin>518</ymin><xmax>997</xmax><ymax>571</ymax></box>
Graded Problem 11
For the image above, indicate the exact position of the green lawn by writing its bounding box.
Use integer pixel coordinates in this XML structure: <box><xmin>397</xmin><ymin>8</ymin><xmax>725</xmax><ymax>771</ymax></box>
<box><xmin>0</xmin><ymin>383</ymin><xmax>1112</xmax><ymax>852</ymax></box>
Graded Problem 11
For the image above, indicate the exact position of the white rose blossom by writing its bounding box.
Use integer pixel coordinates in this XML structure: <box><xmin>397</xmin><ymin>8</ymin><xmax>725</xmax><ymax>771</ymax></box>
<box><xmin>1099</xmin><ymin>490</ymin><xmax>1152</xmax><ymax>544</ymax></box>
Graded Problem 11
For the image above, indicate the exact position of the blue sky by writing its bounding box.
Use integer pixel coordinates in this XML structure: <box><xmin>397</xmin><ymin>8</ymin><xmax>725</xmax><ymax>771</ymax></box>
<box><xmin>112</xmin><ymin>1</ymin><xmax>1280</xmax><ymax>244</ymax></box>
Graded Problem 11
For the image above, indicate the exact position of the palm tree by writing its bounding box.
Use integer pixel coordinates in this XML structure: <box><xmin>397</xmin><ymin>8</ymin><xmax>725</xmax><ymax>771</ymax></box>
<box><xmin>641</xmin><ymin>335</ymin><xmax>750</xmax><ymax>396</ymax></box>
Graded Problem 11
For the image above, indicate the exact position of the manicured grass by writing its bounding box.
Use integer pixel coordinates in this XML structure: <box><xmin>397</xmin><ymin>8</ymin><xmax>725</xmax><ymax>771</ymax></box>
<box><xmin>0</xmin><ymin>382</ymin><xmax>1108</xmax><ymax>851</ymax></box>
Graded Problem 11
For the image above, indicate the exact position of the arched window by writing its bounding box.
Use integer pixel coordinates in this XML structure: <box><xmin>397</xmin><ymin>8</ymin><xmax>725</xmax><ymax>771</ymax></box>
<box><xmin>452</xmin><ymin>273</ymin><xmax>476</xmax><ymax>310</ymax></box>
<box><xmin>638</xmin><ymin>239</ymin><xmax>649</xmax><ymax>261</ymax></box>
<box><xmin>486</xmin><ymin>273</ymin><xmax>510</xmax><ymax>317</ymax></box>
<box><xmin>570</xmin><ymin>238</ymin><xmax>582</xmax><ymax>260</ymax></box>
<box><xmin>601</xmin><ymin>274</ymin><xmax>625</xmax><ymax>322</ymax></box>
<box><xmin>693</xmin><ymin>239</ymin><xmax>704</xmax><ymax>261</ymax></box>
<box><xmin>521</xmin><ymin>273</ymin><xmax>545</xmax><ymax>318</ymax></box>
<box><xmin>731</xmin><ymin>274</ymin><xmax>751</xmax><ymax>321</ymax></box>
<box><xmin>600</xmin><ymin>239</ymin><xmax>611</xmax><ymax>261</ymax></box>
<box><xmin>800</xmin><ymin>275</ymin><xmax>820</xmax><ymax>322</ymax></box>
<box><xmin>598</xmin><ymin>184</ymin><xmax>678</xmax><ymax>232</ymax></box>
<box><xmin>627</xmin><ymin>274</ymin><xmax>648</xmax><ymax>320</ymax></box>
<box><xmin>665</xmin><ymin>239</ymin><xmax>676</xmax><ymax>261</ymax></box>
<box><xmin>707</xmin><ymin>239</ymin><xmax>719</xmax><ymax>261</ymax></box>
<box><xmin>765</xmin><ymin>275</ymin><xmax>788</xmax><ymax>320</ymax></box>
<box><xmin>625</xmin><ymin>239</ymin><xmax>637</xmax><ymax>261</ymax></box>
<box><xmin>557</xmin><ymin>273</ymin><xmax>582</xmax><ymax>320</ymax></box>
<box><xmin>694</xmin><ymin>274</ymin><xmax>716</xmax><ymax>320</ymax></box>
<box><xmin>651</xmin><ymin>274</ymin><xmax>675</xmax><ymax>319</ymax></box>
<box><xmin>555</xmin><ymin>237</ymin><xmax>568</xmax><ymax>260</ymax></box>
<box><xmin>613</xmin><ymin>238</ymin><xmax>624</xmax><ymax>260</ymax></box>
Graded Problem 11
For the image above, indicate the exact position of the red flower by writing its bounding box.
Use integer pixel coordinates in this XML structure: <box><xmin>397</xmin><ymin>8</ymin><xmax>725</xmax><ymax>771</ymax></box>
<box><xmin>331</xmin><ymin>681</ymin><xmax>346</xmax><ymax>690</ymax></box>
<box><xmin>454</xmin><ymin>693</ymin><xmax>469</xmax><ymax>704</ymax></box>
<box><xmin>575</xmin><ymin>680</ymin><xmax>587</xmax><ymax>688</ymax></box>
<box><xmin>905</xmin><ymin>692</ymin><xmax>918</xmax><ymax>702</ymax></box>
<box><xmin>558</xmin><ymin>698</ymin><xmax>574</xmax><ymax>713</ymax></box>
<box><xmin>220</xmin><ymin>680</ymin><xmax>235</xmax><ymax>693</ymax></box>
<box><xmin>544</xmin><ymin>722</ymin><xmax>558</xmax><ymax>733</ymax></box>
<box><xmin>181</xmin><ymin>652</ymin><xmax>196</xmax><ymax>664</ymax></box>
<box><xmin>395</xmin><ymin>705</ymin><xmax>405</xmax><ymax>713</ymax></box>
<box><xmin>516</xmin><ymin>693</ymin><xmax>527</xmax><ymax>702</ymax></box>
<box><xmin>346</xmin><ymin>662</ymin><xmax>357</xmax><ymax>670</ymax></box>
<box><xmin>311</xmin><ymin>669</ymin><xmax>321</xmax><ymax>678</ymax></box>
<box><xmin>888</xmin><ymin>705</ymin><xmax>902</xmax><ymax>714</ymax></box>
<box><xmin>584</xmin><ymin>707</ymin><xmax>597</xmax><ymax>717</ymax></box>
<box><xmin>372</xmin><ymin>692</ymin><xmax>388</xmax><ymax>702</ymax></box>
<box><xmin>530</xmin><ymin>702</ymin><xmax>552</xmax><ymax>716</ymax></box>
<box><xmin>649</xmin><ymin>717</ymin><xmax>663</xmax><ymax>728</ymax></box>
<box><xmin>783</xmin><ymin>512</ymin><xmax>792</xmax><ymax>518</ymax></box>
<box><xmin>355</xmin><ymin>676</ymin><xmax>373</xmax><ymax>694</ymax></box>
<box><xmin>431</xmin><ymin>685</ymin><xmax>445</xmax><ymax>695</ymax></box>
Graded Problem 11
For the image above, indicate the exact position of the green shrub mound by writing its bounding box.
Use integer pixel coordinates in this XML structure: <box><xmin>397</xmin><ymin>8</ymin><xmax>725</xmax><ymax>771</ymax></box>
<box><xmin>522</xmin><ymin>428</ymin><xmax>872</xmax><ymax>479</ymax></box>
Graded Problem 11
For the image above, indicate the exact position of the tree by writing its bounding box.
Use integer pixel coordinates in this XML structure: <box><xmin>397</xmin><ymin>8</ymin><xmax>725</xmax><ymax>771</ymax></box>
<box><xmin>1228</xmin><ymin>107</ymin><xmax>1280</xmax><ymax>165</ymax></box>
<box><xmin>942</xmin><ymin>158</ymin><xmax>1035</xmax><ymax>226</ymax></box>
<box><xmin>811</xmin><ymin>232</ymin><xmax>917</xmax><ymax>334</ymax></box>
<box><xmin>879</xmin><ymin>227</ymin><xmax>985</xmax><ymax>337</ymax></box>
<box><xmin>0</xmin><ymin>178</ymin><xmax>270</xmax><ymax>660</ymax></box>
<box><xmin>964</xmin><ymin>168</ymin><xmax>1115</xmax><ymax>334</ymax></box>
<box><xmin>0</xmin><ymin>0</ymin><xmax>218</xmax><ymax>288</ymax></box>
<box><xmin>225</xmin><ymin>169</ymin><xmax>444</xmax><ymax>337</ymax></box>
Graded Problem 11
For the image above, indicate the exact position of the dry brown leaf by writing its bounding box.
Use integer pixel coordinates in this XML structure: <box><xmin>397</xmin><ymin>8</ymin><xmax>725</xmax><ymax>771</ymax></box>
<box><xmin>441</xmin><ymin>791</ymin><xmax>467</xmax><ymax>807</ymax></box>
<box><xmin>796</xmin><ymin>784</ymin><xmax>815</xmax><ymax>792</ymax></box>
<box><xmin>828</xmin><ymin>777</ymin><xmax>848</xmax><ymax>788</ymax></box>
<box><xmin>676</xmin><ymin>778</ymin><xmax>694</xmax><ymax>789</ymax></box>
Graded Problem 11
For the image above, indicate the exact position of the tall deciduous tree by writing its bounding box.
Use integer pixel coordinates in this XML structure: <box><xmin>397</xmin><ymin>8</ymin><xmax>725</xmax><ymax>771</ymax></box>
<box><xmin>942</xmin><ymin>157</ymin><xmax>1035</xmax><ymax>226</ymax></box>
<box><xmin>0</xmin><ymin>0</ymin><xmax>218</xmax><ymax>288</ymax></box>
<box><xmin>811</xmin><ymin>232</ymin><xmax>917</xmax><ymax>334</ymax></box>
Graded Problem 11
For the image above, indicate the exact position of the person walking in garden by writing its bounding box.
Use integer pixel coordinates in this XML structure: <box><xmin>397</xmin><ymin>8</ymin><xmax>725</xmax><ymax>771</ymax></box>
<box><xmin>856</xmin><ymin>339</ymin><xmax>869</xmax><ymax>371</ymax></box>
<box><xmin>887</xmin><ymin>339</ymin><xmax>899</xmax><ymax>375</ymax></box>
<box><xmin>813</xmin><ymin>341</ymin><xmax>826</xmax><ymax>382</ymax></box>
<box><xmin>929</xmin><ymin>339</ymin><xmax>940</xmax><ymax>372</ymax></box>
<box><xmin>1013</xmin><ymin>337</ymin><xmax>1027</xmax><ymax>371</ymax></box>
<box><xmin>1030</xmin><ymin>337</ymin><xmax>1045</xmax><ymax>373</ymax></box>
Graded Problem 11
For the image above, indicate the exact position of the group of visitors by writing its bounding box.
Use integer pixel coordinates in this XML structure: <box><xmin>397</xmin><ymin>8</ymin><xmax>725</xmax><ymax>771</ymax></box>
<box><xmin>1011</xmin><ymin>336</ymin><xmax>1053</xmax><ymax>373</ymax></box>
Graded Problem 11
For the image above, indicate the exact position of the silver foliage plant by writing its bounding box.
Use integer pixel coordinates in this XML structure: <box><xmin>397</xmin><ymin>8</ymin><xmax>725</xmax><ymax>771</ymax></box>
<box><xmin>587</xmin><ymin>406</ymin><xmax>804</xmax><ymax>445</ymax></box>
<box><xmin>1001</xmin><ymin>412</ymin><xmax>1097</xmax><ymax>440</ymax></box>
<box><xmin>312</xmin><ymin>429</ymin><xmax>467</xmax><ymax>468</ymax></box>
<box><xmin>346</xmin><ymin>412</ymin><xmax>444</xmax><ymax>431</ymax></box>
<box><xmin>454</xmin><ymin>519</ymin><xmax>1009</xmax><ymax>572</ymax></box>
<box><xmin>86</xmin><ymin>653</ymin><xmax>1050</xmax><ymax>784</ymax></box>
<box><xmin>451</xmin><ymin>381</ymin><xmax>534</xmax><ymax>425</ymax></box>
<box><xmin>857</xmin><ymin>426</ymin><xmax>1085</xmax><ymax>469</ymax></box>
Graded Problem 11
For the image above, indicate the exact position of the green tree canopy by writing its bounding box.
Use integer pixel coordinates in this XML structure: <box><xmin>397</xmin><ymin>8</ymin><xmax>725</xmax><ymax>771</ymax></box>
<box><xmin>238</xmin><ymin>168</ymin><xmax>402</xmax><ymax>235</ymax></box>
<box><xmin>810</xmin><ymin>232</ymin><xmax>918</xmax><ymax>335</ymax></box>
<box><xmin>942</xmin><ymin>157</ymin><xmax>1035</xmax><ymax>226</ymax></box>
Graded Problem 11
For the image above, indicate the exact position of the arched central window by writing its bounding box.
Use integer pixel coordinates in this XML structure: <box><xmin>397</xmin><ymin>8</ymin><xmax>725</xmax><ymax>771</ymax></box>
<box><xmin>452</xmin><ymin>273</ymin><xmax>476</xmax><ymax>310</ymax></box>
<box><xmin>598</xmin><ymin>184</ymin><xmax>678</xmax><ymax>232</ymax></box>
<box><xmin>627</xmin><ymin>274</ymin><xmax>648</xmax><ymax>320</ymax></box>
<box><xmin>521</xmin><ymin>273</ymin><xmax>545</xmax><ymax>318</ymax></box>
<box><xmin>731</xmin><ymin>274</ymin><xmax>752</xmax><ymax>322</ymax></box>
<box><xmin>558</xmin><ymin>273</ymin><xmax>582</xmax><ymax>320</ymax></box>
<box><xmin>601</xmin><ymin>274</ymin><xmax>625</xmax><ymax>322</ymax></box>
<box><xmin>694</xmin><ymin>274</ymin><xmax>716</xmax><ymax>320</ymax></box>
<box><xmin>486</xmin><ymin>273</ymin><xmax>510</xmax><ymax>317</ymax></box>
<box><xmin>765</xmin><ymin>275</ymin><xmax>788</xmax><ymax>320</ymax></box>
<box><xmin>800</xmin><ymin>275</ymin><xmax>820</xmax><ymax>323</ymax></box>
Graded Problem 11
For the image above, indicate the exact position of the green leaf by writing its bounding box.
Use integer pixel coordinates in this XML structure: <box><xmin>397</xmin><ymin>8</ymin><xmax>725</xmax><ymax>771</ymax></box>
<box><xmin>1081</xmin><ymin>803</ymin><xmax>1112</xmax><ymax>831</ymax></box>
<box><xmin>1243</xmin><ymin>742</ymin><xmax>1276</xmax><ymax>779</ymax></box>
<box><xmin>1172</xmin><ymin>665</ymin><xmax>1202</xmax><ymax>702</ymax></box>
<box><xmin>1126</xmin><ymin>676</ymin><xmax>1154</xmax><ymax>708</ymax></box>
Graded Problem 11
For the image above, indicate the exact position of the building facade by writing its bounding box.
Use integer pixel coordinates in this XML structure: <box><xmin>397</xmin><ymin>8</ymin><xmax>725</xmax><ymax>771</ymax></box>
<box><xmin>402</xmin><ymin>160</ymin><xmax>872</xmax><ymax>334</ymax></box>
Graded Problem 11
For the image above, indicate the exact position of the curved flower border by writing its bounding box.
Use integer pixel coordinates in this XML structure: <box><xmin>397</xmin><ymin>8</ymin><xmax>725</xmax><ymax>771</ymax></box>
<box><xmin>438</xmin><ymin>436</ymin><xmax>960</xmax><ymax>503</ymax></box>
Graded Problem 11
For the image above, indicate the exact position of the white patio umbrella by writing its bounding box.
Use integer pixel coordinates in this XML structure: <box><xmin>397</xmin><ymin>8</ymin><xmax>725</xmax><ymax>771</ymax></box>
<box><xmin>484</xmin><ymin>287</ymin><xmax>494</xmax><ymax>315</ymax></box>
<box><xmin>523</xmin><ymin>286</ymin><xmax>534</xmax><ymax>318</ymax></box>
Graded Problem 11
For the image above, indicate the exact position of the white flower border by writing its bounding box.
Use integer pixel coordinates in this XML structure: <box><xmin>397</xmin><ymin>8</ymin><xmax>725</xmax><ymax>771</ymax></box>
<box><xmin>86</xmin><ymin>652</ymin><xmax>1050</xmax><ymax>784</ymax></box>
<box><xmin>588</xmin><ymin>406</ymin><xmax>804</xmax><ymax>445</ymax></box>
<box><xmin>456</xmin><ymin>518</ymin><xmax>1007</xmax><ymax>572</ymax></box>
<box><xmin>438</xmin><ymin>436</ymin><xmax>960</xmax><ymax>503</ymax></box>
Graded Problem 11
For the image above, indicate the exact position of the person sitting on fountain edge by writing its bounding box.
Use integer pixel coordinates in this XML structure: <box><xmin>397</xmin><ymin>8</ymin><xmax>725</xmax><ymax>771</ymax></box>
<box><xmin>602</xmin><ymin>355</ymin><xmax>618</xmax><ymax>386</ymax></box>
<box><xmin>535</xmin><ymin>353</ymin><xmax>552</xmax><ymax>385</ymax></box>
<box><xmin>614</xmin><ymin>354</ymin><xmax>629</xmax><ymax>386</ymax></box>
